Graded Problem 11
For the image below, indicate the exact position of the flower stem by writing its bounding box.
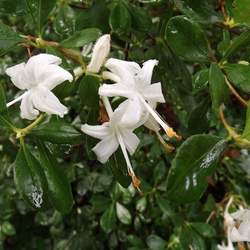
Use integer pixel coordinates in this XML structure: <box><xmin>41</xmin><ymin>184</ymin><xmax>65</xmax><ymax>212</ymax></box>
<box><xmin>16</xmin><ymin>114</ymin><xmax>45</xmax><ymax>138</ymax></box>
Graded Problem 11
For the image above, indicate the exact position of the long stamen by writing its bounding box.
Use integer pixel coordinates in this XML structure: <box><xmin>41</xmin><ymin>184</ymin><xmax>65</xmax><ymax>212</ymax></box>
<box><xmin>102</xmin><ymin>96</ymin><xmax>141</xmax><ymax>191</ymax></box>
<box><xmin>138</xmin><ymin>95</ymin><xmax>181</xmax><ymax>140</ymax></box>
<box><xmin>6</xmin><ymin>92</ymin><xmax>27</xmax><ymax>108</ymax></box>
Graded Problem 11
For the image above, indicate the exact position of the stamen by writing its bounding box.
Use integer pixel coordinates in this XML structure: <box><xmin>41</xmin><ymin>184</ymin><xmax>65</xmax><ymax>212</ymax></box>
<box><xmin>7</xmin><ymin>92</ymin><xmax>27</xmax><ymax>108</ymax></box>
<box><xmin>156</xmin><ymin>130</ymin><xmax>175</xmax><ymax>153</ymax></box>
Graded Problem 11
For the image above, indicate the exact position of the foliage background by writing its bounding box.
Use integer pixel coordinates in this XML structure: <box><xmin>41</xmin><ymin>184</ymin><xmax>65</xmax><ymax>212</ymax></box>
<box><xmin>0</xmin><ymin>0</ymin><xmax>250</xmax><ymax>249</ymax></box>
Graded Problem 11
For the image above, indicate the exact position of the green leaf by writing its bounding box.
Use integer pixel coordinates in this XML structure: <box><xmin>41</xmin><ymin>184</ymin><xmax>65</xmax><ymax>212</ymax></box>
<box><xmin>37</xmin><ymin>142</ymin><xmax>74</xmax><ymax>214</ymax></box>
<box><xmin>0</xmin><ymin>22</ymin><xmax>22</xmax><ymax>55</ymax></box>
<box><xmin>79</xmin><ymin>75</ymin><xmax>100</xmax><ymax>109</ymax></box>
<box><xmin>109</xmin><ymin>1</ymin><xmax>131</xmax><ymax>35</ymax></box>
<box><xmin>100</xmin><ymin>203</ymin><xmax>116</xmax><ymax>233</ymax></box>
<box><xmin>231</xmin><ymin>0</ymin><xmax>250</xmax><ymax>27</ymax></box>
<box><xmin>223</xmin><ymin>63</ymin><xmax>250</xmax><ymax>93</ymax></box>
<box><xmin>0</xmin><ymin>0</ymin><xmax>26</xmax><ymax>15</ymax></box>
<box><xmin>116</xmin><ymin>202</ymin><xmax>132</xmax><ymax>225</ymax></box>
<box><xmin>129</xmin><ymin>5</ymin><xmax>152</xmax><ymax>32</ymax></box>
<box><xmin>14</xmin><ymin>142</ymin><xmax>47</xmax><ymax>209</ymax></box>
<box><xmin>191</xmin><ymin>222</ymin><xmax>216</xmax><ymax>238</ymax></box>
<box><xmin>209</xmin><ymin>63</ymin><xmax>230</xmax><ymax>114</ymax></box>
<box><xmin>60</xmin><ymin>28</ymin><xmax>102</xmax><ymax>48</ymax></box>
<box><xmin>180</xmin><ymin>226</ymin><xmax>206</xmax><ymax>250</ymax></box>
<box><xmin>136</xmin><ymin>197</ymin><xmax>147</xmax><ymax>213</ymax></box>
<box><xmin>1</xmin><ymin>222</ymin><xmax>16</xmax><ymax>236</ymax></box>
<box><xmin>165</xmin><ymin>16</ymin><xmax>209</xmax><ymax>62</ymax></box>
<box><xmin>222</xmin><ymin>30</ymin><xmax>250</xmax><ymax>60</ymax></box>
<box><xmin>242</xmin><ymin>102</ymin><xmax>250</xmax><ymax>140</ymax></box>
<box><xmin>166</xmin><ymin>135</ymin><xmax>226</xmax><ymax>203</ymax></box>
<box><xmin>192</xmin><ymin>68</ymin><xmax>209</xmax><ymax>91</ymax></box>
<box><xmin>146</xmin><ymin>235</ymin><xmax>166</xmax><ymax>250</ymax></box>
<box><xmin>31</xmin><ymin>118</ymin><xmax>82</xmax><ymax>144</ymax></box>
<box><xmin>25</xmin><ymin>0</ymin><xmax>56</xmax><ymax>34</ymax></box>
<box><xmin>155</xmin><ymin>194</ymin><xmax>175</xmax><ymax>217</ymax></box>
<box><xmin>106</xmin><ymin>149</ymin><xmax>131</xmax><ymax>188</ymax></box>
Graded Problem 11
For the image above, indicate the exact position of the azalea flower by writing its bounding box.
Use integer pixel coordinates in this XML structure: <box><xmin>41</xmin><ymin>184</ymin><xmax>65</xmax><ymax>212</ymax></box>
<box><xmin>87</xmin><ymin>34</ymin><xmax>111</xmax><ymax>73</ymax></box>
<box><xmin>6</xmin><ymin>53</ymin><xmax>73</xmax><ymax>120</ymax></box>
<box><xmin>81</xmin><ymin>96</ymin><xmax>141</xmax><ymax>188</ymax></box>
<box><xmin>99</xmin><ymin>58</ymin><xmax>180</xmax><ymax>139</ymax></box>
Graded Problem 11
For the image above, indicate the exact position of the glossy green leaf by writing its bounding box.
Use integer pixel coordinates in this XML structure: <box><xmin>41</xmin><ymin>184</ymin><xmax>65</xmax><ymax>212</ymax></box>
<box><xmin>191</xmin><ymin>222</ymin><xmax>216</xmax><ymax>238</ymax></box>
<box><xmin>180</xmin><ymin>226</ymin><xmax>206</xmax><ymax>250</ymax></box>
<box><xmin>106</xmin><ymin>149</ymin><xmax>131</xmax><ymax>188</ymax></box>
<box><xmin>231</xmin><ymin>0</ymin><xmax>250</xmax><ymax>27</ymax></box>
<box><xmin>222</xmin><ymin>30</ymin><xmax>250</xmax><ymax>60</ymax></box>
<box><xmin>79</xmin><ymin>75</ymin><xmax>100</xmax><ymax>109</ymax></box>
<box><xmin>146</xmin><ymin>235</ymin><xmax>166</xmax><ymax>250</ymax></box>
<box><xmin>25</xmin><ymin>0</ymin><xmax>56</xmax><ymax>34</ymax></box>
<box><xmin>209</xmin><ymin>63</ymin><xmax>230</xmax><ymax>114</ymax></box>
<box><xmin>31</xmin><ymin>118</ymin><xmax>82</xmax><ymax>144</ymax></box>
<box><xmin>136</xmin><ymin>197</ymin><xmax>147</xmax><ymax>213</ymax></box>
<box><xmin>165</xmin><ymin>16</ymin><xmax>209</xmax><ymax>62</ymax></box>
<box><xmin>100</xmin><ymin>203</ymin><xmax>116</xmax><ymax>233</ymax></box>
<box><xmin>0</xmin><ymin>22</ymin><xmax>22</xmax><ymax>55</ymax></box>
<box><xmin>192</xmin><ymin>68</ymin><xmax>209</xmax><ymax>91</ymax></box>
<box><xmin>166</xmin><ymin>135</ymin><xmax>226</xmax><ymax>203</ymax></box>
<box><xmin>37</xmin><ymin>142</ymin><xmax>74</xmax><ymax>214</ymax></box>
<box><xmin>116</xmin><ymin>202</ymin><xmax>132</xmax><ymax>225</ymax></box>
<box><xmin>109</xmin><ymin>1</ymin><xmax>131</xmax><ymax>35</ymax></box>
<box><xmin>14</xmin><ymin>143</ymin><xmax>47</xmax><ymax>209</ymax></box>
<box><xmin>61</xmin><ymin>28</ymin><xmax>102</xmax><ymax>48</ymax></box>
<box><xmin>224</xmin><ymin>63</ymin><xmax>250</xmax><ymax>93</ymax></box>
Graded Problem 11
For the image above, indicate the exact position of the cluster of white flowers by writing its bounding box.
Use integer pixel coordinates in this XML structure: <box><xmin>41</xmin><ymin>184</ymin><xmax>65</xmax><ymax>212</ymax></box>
<box><xmin>218</xmin><ymin>197</ymin><xmax>250</xmax><ymax>250</ymax></box>
<box><xmin>5</xmin><ymin>34</ymin><xmax>179</xmax><ymax>188</ymax></box>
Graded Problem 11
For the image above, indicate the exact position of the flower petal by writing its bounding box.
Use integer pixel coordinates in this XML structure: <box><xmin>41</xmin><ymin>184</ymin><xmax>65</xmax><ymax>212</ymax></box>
<box><xmin>20</xmin><ymin>91</ymin><xmax>39</xmax><ymax>120</ymax></box>
<box><xmin>141</xmin><ymin>82</ymin><xmax>165</xmax><ymax>103</ymax></box>
<box><xmin>120</xmin><ymin>129</ymin><xmax>140</xmax><ymax>155</ymax></box>
<box><xmin>231</xmin><ymin>227</ymin><xmax>250</xmax><ymax>242</ymax></box>
<box><xmin>5</xmin><ymin>62</ymin><xmax>28</xmax><ymax>90</ymax></box>
<box><xmin>81</xmin><ymin>123</ymin><xmax>111</xmax><ymax>140</ymax></box>
<box><xmin>99</xmin><ymin>83</ymin><xmax>133</xmax><ymax>99</ymax></box>
<box><xmin>136</xmin><ymin>59</ymin><xmax>158</xmax><ymax>86</ymax></box>
<box><xmin>238</xmin><ymin>221</ymin><xmax>250</xmax><ymax>239</ymax></box>
<box><xmin>87</xmin><ymin>34</ymin><xmax>111</xmax><ymax>73</ymax></box>
<box><xmin>92</xmin><ymin>135</ymin><xmax>119</xmax><ymax>163</ymax></box>
<box><xmin>39</xmin><ymin>64</ymin><xmax>73</xmax><ymax>90</ymax></box>
<box><xmin>31</xmin><ymin>86</ymin><xmax>68</xmax><ymax>117</ymax></box>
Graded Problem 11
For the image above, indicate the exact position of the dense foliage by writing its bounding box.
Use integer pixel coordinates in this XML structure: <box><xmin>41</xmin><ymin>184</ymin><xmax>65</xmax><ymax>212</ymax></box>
<box><xmin>0</xmin><ymin>0</ymin><xmax>250</xmax><ymax>249</ymax></box>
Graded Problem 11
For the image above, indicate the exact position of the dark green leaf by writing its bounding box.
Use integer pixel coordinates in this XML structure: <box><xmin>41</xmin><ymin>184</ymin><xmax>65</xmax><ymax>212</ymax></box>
<box><xmin>192</xmin><ymin>68</ymin><xmax>209</xmax><ymax>91</ymax></box>
<box><xmin>191</xmin><ymin>222</ymin><xmax>216</xmax><ymax>238</ymax></box>
<box><xmin>223</xmin><ymin>63</ymin><xmax>250</xmax><ymax>93</ymax></box>
<box><xmin>0</xmin><ymin>22</ymin><xmax>22</xmax><ymax>55</ymax></box>
<box><xmin>0</xmin><ymin>0</ymin><xmax>26</xmax><ymax>15</ymax></box>
<box><xmin>14</xmin><ymin>143</ymin><xmax>47</xmax><ymax>209</ymax></box>
<box><xmin>165</xmin><ymin>16</ymin><xmax>209</xmax><ymax>62</ymax></box>
<box><xmin>166</xmin><ymin>135</ymin><xmax>226</xmax><ymax>203</ymax></box>
<box><xmin>242</xmin><ymin>102</ymin><xmax>250</xmax><ymax>140</ymax></box>
<box><xmin>1</xmin><ymin>222</ymin><xmax>16</xmax><ymax>236</ymax></box>
<box><xmin>37</xmin><ymin>142</ymin><xmax>74</xmax><ymax>214</ymax></box>
<box><xmin>109</xmin><ymin>1</ymin><xmax>131</xmax><ymax>35</ymax></box>
<box><xmin>155</xmin><ymin>194</ymin><xmax>175</xmax><ymax>217</ymax></box>
<box><xmin>61</xmin><ymin>28</ymin><xmax>102</xmax><ymax>48</ymax></box>
<box><xmin>100</xmin><ymin>203</ymin><xmax>116</xmax><ymax>233</ymax></box>
<box><xmin>146</xmin><ymin>235</ymin><xmax>166</xmax><ymax>250</ymax></box>
<box><xmin>79</xmin><ymin>75</ymin><xmax>100</xmax><ymax>109</ymax></box>
<box><xmin>209</xmin><ymin>63</ymin><xmax>229</xmax><ymax>114</ymax></box>
<box><xmin>31</xmin><ymin>118</ymin><xmax>82</xmax><ymax>144</ymax></box>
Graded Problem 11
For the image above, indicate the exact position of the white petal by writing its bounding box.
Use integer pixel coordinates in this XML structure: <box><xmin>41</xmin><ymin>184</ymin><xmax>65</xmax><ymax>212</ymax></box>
<box><xmin>5</xmin><ymin>62</ymin><xmax>28</xmax><ymax>90</ymax></box>
<box><xmin>231</xmin><ymin>209</ymin><xmax>250</xmax><ymax>221</ymax></box>
<box><xmin>120</xmin><ymin>129</ymin><xmax>140</xmax><ymax>155</ymax></box>
<box><xmin>99</xmin><ymin>83</ymin><xmax>133</xmax><ymax>99</ymax></box>
<box><xmin>141</xmin><ymin>82</ymin><xmax>165</xmax><ymax>103</ymax></box>
<box><xmin>105</xmin><ymin>58</ymin><xmax>140</xmax><ymax>84</ymax></box>
<box><xmin>231</xmin><ymin>227</ymin><xmax>250</xmax><ymax>242</ymax></box>
<box><xmin>136</xmin><ymin>59</ymin><xmax>158</xmax><ymax>86</ymax></box>
<box><xmin>112</xmin><ymin>99</ymin><xmax>145</xmax><ymax>128</ymax></box>
<box><xmin>39</xmin><ymin>64</ymin><xmax>73</xmax><ymax>90</ymax></box>
<box><xmin>238</xmin><ymin>221</ymin><xmax>250</xmax><ymax>239</ymax></box>
<box><xmin>81</xmin><ymin>123</ymin><xmax>111</xmax><ymax>140</ymax></box>
<box><xmin>92</xmin><ymin>135</ymin><xmax>119</xmax><ymax>163</ymax></box>
<box><xmin>20</xmin><ymin>91</ymin><xmax>39</xmax><ymax>120</ymax></box>
<box><xmin>31</xmin><ymin>86</ymin><xmax>68</xmax><ymax>117</ymax></box>
<box><xmin>102</xmin><ymin>71</ymin><xmax>120</xmax><ymax>82</ymax></box>
<box><xmin>87</xmin><ymin>34</ymin><xmax>111</xmax><ymax>73</ymax></box>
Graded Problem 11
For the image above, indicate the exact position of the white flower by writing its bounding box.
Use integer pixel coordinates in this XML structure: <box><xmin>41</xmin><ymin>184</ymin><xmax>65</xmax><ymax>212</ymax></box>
<box><xmin>6</xmin><ymin>53</ymin><xmax>73</xmax><ymax>120</ymax></box>
<box><xmin>217</xmin><ymin>242</ymin><xmax>234</xmax><ymax>250</ymax></box>
<box><xmin>87</xmin><ymin>34</ymin><xmax>111</xmax><ymax>73</ymax></box>
<box><xmin>81</xmin><ymin>99</ymin><xmax>140</xmax><ymax>164</ymax></box>
<box><xmin>99</xmin><ymin>58</ymin><xmax>180</xmax><ymax>139</ymax></box>
<box><xmin>230</xmin><ymin>209</ymin><xmax>250</xmax><ymax>242</ymax></box>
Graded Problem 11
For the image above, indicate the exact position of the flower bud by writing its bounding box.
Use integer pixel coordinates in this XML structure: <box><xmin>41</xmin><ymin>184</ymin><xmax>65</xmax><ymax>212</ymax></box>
<box><xmin>87</xmin><ymin>34</ymin><xmax>111</xmax><ymax>73</ymax></box>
